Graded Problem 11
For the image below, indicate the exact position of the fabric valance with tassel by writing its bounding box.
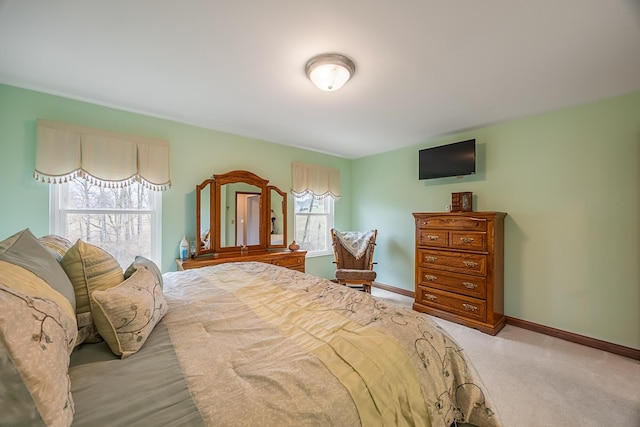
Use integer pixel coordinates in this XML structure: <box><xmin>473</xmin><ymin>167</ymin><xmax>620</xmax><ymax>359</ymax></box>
<box><xmin>291</xmin><ymin>162</ymin><xmax>341</xmax><ymax>200</ymax></box>
<box><xmin>34</xmin><ymin>119</ymin><xmax>171</xmax><ymax>191</ymax></box>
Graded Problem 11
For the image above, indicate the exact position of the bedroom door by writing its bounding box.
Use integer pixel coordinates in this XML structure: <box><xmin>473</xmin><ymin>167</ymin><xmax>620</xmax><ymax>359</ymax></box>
<box><xmin>236</xmin><ymin>192</ymin><xmax>261</xmax><ymax>246</ymax></box>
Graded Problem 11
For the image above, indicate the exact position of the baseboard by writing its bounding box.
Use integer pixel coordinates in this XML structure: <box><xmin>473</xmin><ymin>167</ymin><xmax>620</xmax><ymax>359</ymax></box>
<box><xmin>505</xmin><ymin>317</ymin><xmax>640</xmax><ymax>361</ymax></box>
<box><xmin>371</xmin><ymin>282</ymin><xmax>640</xmax><ymax>361</ymax></box>
<box><xmin>371</xmin><ymin>281</ymin><xmax>414</xmax><ymax>298</ymax></box>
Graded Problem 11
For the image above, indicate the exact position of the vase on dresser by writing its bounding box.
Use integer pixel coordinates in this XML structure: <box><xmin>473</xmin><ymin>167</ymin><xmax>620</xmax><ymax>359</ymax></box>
<box><xmin>288</xmin><ymin>240</ymin><xmax>300</xmax><ymax>251</ymax></box>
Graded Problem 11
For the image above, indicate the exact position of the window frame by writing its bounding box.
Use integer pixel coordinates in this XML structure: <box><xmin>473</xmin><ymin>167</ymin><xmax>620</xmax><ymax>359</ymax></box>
<box><xmin>293</xmin><ymin>194</ymin><xmax>334</xmax><ymax>257</ymax></box>
<box><xmin>49</xmin><ymin>180</ymin><xmax>163</xmax><ymax>269</ymax></box>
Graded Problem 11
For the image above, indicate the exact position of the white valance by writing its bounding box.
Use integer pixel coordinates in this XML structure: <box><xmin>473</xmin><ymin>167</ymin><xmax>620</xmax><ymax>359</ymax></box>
<box><xmin>34</xmin><ymin>119</ymin><xmax>171</xmax><ymax>191</ymax></box>
<box><xmin>291</xmin><ymin>162</ymin><xmax>341</xmax><ymax>200</ymax></box>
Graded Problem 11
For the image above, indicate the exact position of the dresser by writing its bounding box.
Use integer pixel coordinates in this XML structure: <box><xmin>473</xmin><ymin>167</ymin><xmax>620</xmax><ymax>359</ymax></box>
<box><xmin>413</xmin><ymin>211</ymin><xmax>506</xmax><ymax>335</ymax></box>
<box><xmin>177</xmin><ymin>250</ymin><xmax>306</xmax><ymax>273</ymax></box>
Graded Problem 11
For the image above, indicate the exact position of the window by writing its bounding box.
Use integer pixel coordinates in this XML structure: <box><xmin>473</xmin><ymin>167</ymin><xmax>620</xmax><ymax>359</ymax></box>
<box><xmin>50</xmin><ymin>178</ymin><xmax>162</xmax><ymax>268</ymax></box>
<box><xmin>293</xmin><ymin>194</ymin><xmax>334</xmax><ymax>256</ymax></box>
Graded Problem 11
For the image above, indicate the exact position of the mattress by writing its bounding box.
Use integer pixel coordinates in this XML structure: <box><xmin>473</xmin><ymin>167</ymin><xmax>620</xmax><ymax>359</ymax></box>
<box><xmin>69</xmin><ymin>262</ymin><xmax>502</xmax><ymax>427</ymax></box>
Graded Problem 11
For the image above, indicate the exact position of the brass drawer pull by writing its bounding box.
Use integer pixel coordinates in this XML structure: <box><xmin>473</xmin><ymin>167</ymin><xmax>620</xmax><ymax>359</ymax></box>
<box><xmin>463</xmin><ymin>260</ymin><xmax>478</xmax><ymax>268</ymax></box>
<box><xmin>427</xmin><ymin>235</ymin><xmax>439</xmax><ymax>241</ymax></box>
<box><xmin>462</xmin><ymin>282</ymin><xmax>477</xmax><ymax>289</ymax></box>
<box><xmin>463</xmin><ymin>303</ymin><xmax>477</xmax><ymax>312</ymax></box>
<box><xmin>424</xmin><ymin>274</ymin><xmax>437</xmax><ymax>281</ymax></box>
<box><xmin>426</xmin><ymin>256</ymin><xmax>437</xmax><ymax>262</ymax></box>
<box><xmin>425</xmin><ymin>294</ymin><xmax>437</xmax><ymax>301</ymax></box>
<box><xmin>460</xmin><ymin>237</ymin><xmax>474</xmax><ymax>244</ymax></box>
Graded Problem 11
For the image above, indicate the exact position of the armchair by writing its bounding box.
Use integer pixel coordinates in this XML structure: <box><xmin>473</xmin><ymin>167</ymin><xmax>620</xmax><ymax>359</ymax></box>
<box><xmin>330</xmin><ymin>229</ymin><xmax>378</xmax><ymax>293</ymax></box>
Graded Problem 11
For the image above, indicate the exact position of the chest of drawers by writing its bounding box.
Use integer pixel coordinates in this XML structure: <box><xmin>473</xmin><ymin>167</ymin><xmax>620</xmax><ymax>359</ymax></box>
<box><xmin>413</xmin><ymin>212</ymin><xmax>506</xmax><ymax>335</ymax></box>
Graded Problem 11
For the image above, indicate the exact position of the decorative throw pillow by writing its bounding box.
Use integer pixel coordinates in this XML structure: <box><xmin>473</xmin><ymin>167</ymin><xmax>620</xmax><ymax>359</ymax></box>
<box><xmin>0</xmin><ymin>229</ymin><xmax>76</xmax><ymax>311</ymax></box>
<box><xmin>38</xmin><ymin>235</ymin><xmax>74</xmax><ymax>262</ymax></box>
<box><xmin>124</xmin><ymin>255</ymin><xmax>163</xmax><ymax>288</ymax></box>
<box><xmin>60</xmin><ymin>240</ymin><xmax>124</xmax><ymax>343</ymax></box>
<box><xmin>91</xmin><ymin>268</ymin><xmax>167</xmax><ymax>358</ymax></box>
<box><xmin>0</xmin><ymin>261</ymin><xmax>77</xmax><ymax>427</ymax></box>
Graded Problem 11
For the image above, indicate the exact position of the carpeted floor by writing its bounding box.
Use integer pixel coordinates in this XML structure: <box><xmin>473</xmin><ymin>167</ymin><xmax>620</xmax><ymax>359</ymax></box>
<box><xmin>371</xmin><ymin>288</ymin><xmax>640</xmax><ymax>427</ymax></box>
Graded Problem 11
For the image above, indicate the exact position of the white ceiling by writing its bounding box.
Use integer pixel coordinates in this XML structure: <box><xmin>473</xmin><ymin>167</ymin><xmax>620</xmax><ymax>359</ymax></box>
<box><xmin>1</xmin><ymin>1</ymin><xmax>639</xmax><ymax>159</ymax></box>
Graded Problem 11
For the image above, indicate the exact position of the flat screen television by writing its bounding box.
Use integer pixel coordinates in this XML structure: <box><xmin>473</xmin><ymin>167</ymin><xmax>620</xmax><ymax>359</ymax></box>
<box><xmin>419</xmin><ymin>139</ymin><xmax>476</xmax><ymax>180</ymax></box>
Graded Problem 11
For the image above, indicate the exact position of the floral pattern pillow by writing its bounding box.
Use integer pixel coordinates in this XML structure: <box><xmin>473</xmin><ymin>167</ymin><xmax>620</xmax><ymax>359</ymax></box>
<box><xmin>90</xmin><ymin>268</ymin><xmax>167</xmax><ymax>358</ymax></box>
<box><xmin>0</xmin><ymin>262</ymin><xmax>77</xmax><ymax>427</ymax></box>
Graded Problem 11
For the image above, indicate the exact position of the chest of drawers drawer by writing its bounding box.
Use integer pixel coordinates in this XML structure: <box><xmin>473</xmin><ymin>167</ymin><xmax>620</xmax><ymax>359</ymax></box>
<box><xmin>449</xmin><ymin>231</ymin><xmax>486</xmax><ymax>251</ymax></box>
<box><xmin>416</xmin><ymin>287</ymin><xmax>487</xmax><ymax>322</ymax></box>
<box><xmin>418</xmin><ymin>249</ymin><xmax>486</xmax><ymax>276</ymax></box>
<box><xmin>418</xmin><ymin>267</ymin><xmax>486</xmax><ymax>299</ymax></box>
<box><xmin>416</xmin><ymin>216</ymin><xmax>487</xmax><ymax>231</ymax></box>
<box><xmin>418</xmin><ymin>229</ymin><xmax>449</xmax><ymax>247</ymax></box>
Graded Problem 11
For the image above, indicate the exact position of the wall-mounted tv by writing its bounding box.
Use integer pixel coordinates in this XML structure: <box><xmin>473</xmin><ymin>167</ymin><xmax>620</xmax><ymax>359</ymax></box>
<box><xmin>419</xmin><ymin>139</ymin><xmax>476</xmax><ymax>180</ymax></box>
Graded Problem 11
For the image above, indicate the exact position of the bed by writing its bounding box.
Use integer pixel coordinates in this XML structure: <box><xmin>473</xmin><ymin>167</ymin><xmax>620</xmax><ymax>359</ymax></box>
<box><xmin>0</xmin><ymin>229</ymin><xmax>502</xmax><ymax>427</ymax></box>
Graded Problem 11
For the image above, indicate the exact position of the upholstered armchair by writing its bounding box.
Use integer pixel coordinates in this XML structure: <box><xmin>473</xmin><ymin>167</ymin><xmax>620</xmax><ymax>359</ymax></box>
<box><xmin>330</xmin><ymin>229</ymin><xmax>378</xmax><ymax>293</ymax></box>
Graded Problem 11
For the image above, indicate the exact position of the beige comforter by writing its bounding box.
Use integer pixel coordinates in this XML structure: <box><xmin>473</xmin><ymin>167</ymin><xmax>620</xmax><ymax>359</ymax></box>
<box><xmin>162</xmin><ymin>262</ymin><xmax>501</xmax><ymax>427</ymax></box>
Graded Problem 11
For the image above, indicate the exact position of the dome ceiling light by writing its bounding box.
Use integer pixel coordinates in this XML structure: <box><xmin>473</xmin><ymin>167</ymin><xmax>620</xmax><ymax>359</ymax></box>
<box><xmin>305</xmin><ymin>53</ymin><xmax>356</xmax><ymax>92</ymax></box>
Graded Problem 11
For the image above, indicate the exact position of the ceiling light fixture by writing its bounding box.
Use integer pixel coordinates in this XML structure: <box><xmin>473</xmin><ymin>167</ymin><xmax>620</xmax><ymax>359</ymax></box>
<box><xmin>305</xmin><ymin>53</ymin><xmax>356</xmax><ymax>92</ymax></box>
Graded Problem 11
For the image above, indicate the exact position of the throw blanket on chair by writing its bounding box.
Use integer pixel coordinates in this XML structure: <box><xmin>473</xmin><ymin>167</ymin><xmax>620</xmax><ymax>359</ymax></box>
<box><xmin>334</xmin><ymin>230</ymin><xmax>375</xmax><ymax>260</ymax></box>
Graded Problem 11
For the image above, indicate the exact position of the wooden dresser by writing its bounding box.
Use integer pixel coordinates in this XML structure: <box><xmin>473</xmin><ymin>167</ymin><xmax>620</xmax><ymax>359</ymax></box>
<box><xmin>177</xmin><ymin>250</ymin><xmax>306</xmax><ymax>273</ymax></box>
<box><xmin>413</xmin><ymin>211</ymin><xmax>506</xmax><ymax>335</ymax></box>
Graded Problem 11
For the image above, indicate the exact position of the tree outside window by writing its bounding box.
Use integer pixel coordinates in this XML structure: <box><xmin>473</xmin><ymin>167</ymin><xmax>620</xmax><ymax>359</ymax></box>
<box><xmin>50</xmin><ymin>178</ymin><xmax>162</xmax><ymax>268</ymax></box>
<box><xmin>293</xmin><ymin>193</ymin><xmax>334</xmax><ymax>256</ymax></box>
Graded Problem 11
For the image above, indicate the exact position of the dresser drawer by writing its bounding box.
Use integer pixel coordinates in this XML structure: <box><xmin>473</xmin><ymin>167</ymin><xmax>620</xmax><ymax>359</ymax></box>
<box><xmin>449</xmin><ymin>231</ymin><xmax>487</xmax><ymax>251</ymax></box>
<box><xmin>418</xmin><ymin>268</ymin><xmax>486</xmax><ymax>299</ymax></box>
<box><xmin>418</xmin><ymin>249</ymin><xmax>486</xmax><ymax>276</ymax></box>
<box><xmin>271</xmin><ymin>254</ymin><xmax>305</xmax><ymax>271</ymax></box>
<box><xmin>417</xmin><ymin>287</ymin><xmax>487</xmax><ymax>322</ymax></box>
<box><xmin>416</xmin><ymin>215</ymin><xmax>487</xmax><ymax>231</ymax></box>
<box><xmin>418</xmin><ymin>229</ymin><xmax>449</xmax><ymax>247</ymax></box>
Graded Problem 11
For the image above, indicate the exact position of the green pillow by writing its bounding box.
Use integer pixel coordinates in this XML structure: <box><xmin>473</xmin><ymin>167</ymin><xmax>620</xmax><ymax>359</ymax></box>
<box><xmin>38</xmin><ymin>235</ymin><xmax>74</xmax><ymax>262</ymax></box>
<box><xmin>0</xmin><ymin>229</ymin><xmax>75</xmax><ymax>310</ymax></box>
<box><xmin>61</xmin><ymin>240</ymin><xmax>124</xmax><ymax>343</ymax></box>
<box><xmin>91</xmin><ymin>268</ymin><xmax>167</xmax><ymax>358</ymax></box>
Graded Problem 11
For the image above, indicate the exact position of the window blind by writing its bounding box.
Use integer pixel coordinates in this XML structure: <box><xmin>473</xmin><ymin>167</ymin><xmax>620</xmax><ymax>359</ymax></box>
<box><xmin>34</xmin><ymin>119</ymin><xmax>171</xmax><ymax>191</ymax></box>
<box><xmin>291</xmin><ymin>162</ymin><xmax>340</xmax><ymax>199</ymax></box>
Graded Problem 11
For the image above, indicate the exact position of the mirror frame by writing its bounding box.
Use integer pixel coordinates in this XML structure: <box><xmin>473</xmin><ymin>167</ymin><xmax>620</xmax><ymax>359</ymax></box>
<box><xmin>195</xmin><ymin>178</ymin><xmax>215</xmax><ymax>256</ymax></box>
<box><xmin>196</xmin><ymin>170</ymin><xmax>287</xmax><ymax>256</ymax></box>
<box><xmin>267</xmin><ymin>185</ymin><xmax>287</xmax><ymax>249</ymax></box>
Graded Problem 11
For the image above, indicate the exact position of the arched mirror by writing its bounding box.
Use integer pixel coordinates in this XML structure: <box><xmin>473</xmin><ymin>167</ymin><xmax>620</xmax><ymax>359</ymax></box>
<box><xmin>215</xmin><ymin>171</ymin><xmax>267</xmax><ymax>253</ymax></box>
<box><xmin>196</xmin><ymin>170</ymin><xmax>288</xmax><ymax>256</ymax></box>
<box><xmin>219</xmin><ymin>183</ymin><xmax>262</xmax><ymax>248</ymax></box>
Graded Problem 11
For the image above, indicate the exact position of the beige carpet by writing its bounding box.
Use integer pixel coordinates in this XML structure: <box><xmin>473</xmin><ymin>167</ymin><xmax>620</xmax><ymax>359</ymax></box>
<box><xmin>371</xmin><ymin>288</ymin><xmax>640</xmax><ymax>427</ymax></box>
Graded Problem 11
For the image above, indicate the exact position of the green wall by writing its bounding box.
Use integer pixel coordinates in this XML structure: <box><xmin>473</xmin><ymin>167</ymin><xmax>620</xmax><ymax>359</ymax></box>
<box><xmin>0</xmin><ymin>84</ymin><xmax>351</xmax><ymax>278</ymax></box>
<box><xmin>351</xmin><ymin>90</ymin><xmax>640</xmax><ymax>350</ymax></box>
<box><xmin>2</xmin><ymin>83</ymin><xmax>637</xmax><ymax>350</ymax></box>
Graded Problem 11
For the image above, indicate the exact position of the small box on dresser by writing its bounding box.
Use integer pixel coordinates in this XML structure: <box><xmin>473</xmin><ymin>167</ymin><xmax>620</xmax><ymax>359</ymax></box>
<box><xmin>413</xmin><ymin>211</ymin><xmax>507</xmax><ymax>335</ymax></box>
